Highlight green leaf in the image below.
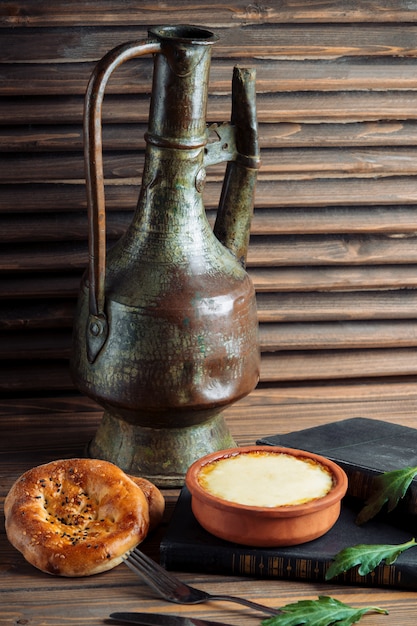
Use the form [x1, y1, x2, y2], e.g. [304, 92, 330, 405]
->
[261, 595, 388, 626]
[325, 538, 417, 580]
[356, 465, 417, 524]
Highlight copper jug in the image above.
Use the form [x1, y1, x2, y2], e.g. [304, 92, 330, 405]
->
[71, 25, 260, 486]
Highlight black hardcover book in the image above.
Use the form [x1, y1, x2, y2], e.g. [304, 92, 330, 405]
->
[258, 417, 417, 515]
[160, 487, 417, 589]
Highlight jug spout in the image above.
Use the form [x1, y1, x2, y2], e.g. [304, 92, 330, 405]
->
[214, 66, 261, 267]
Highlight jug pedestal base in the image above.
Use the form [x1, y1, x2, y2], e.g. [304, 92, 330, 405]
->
[88, 410, 236, 487]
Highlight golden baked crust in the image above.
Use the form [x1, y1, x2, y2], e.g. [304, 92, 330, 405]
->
[4, 458, 150, 577]
[129, 475, 165, 530]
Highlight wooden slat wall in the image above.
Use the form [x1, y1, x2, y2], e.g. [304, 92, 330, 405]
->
[2, 1, 417, 402]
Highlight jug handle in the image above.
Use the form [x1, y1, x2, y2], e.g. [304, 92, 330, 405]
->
[213, 66, 261, 268]
[84, 39, 161, 363]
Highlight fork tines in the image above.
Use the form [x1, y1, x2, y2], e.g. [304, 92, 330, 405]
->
[123, 547, 180, 597]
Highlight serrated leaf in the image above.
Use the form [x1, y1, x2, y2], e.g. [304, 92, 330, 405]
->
[325, 538, 417, 579]
[356, 465, 417, 524]
[261, 595, 388, 626]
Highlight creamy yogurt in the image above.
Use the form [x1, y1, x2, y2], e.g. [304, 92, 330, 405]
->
[198, 451, 334, 507]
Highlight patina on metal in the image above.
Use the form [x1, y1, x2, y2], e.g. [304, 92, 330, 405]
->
[71, 25, 261, 486]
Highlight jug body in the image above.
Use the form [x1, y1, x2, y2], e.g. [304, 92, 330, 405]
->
[71, 26, 261, 485]
[73, 147, 259, 425]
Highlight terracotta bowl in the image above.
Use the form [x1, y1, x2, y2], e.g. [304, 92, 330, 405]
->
[185, 445, 348, 547]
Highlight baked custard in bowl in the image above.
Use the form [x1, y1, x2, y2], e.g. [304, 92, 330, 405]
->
[185, 445, 348, 547]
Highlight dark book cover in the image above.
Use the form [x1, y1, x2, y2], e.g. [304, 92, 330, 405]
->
[160, 487, 417, 589]
[257, 417, 417, 515]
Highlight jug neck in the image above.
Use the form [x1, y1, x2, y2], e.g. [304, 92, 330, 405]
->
[146, 26, 218, 150]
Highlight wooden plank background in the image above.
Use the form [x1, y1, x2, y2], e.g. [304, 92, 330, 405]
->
[2, 1, 417, 406]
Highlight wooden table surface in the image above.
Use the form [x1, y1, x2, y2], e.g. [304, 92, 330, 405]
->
[2, 390, 417, 625]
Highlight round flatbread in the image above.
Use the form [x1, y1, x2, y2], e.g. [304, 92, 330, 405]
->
[129, 475, 165, 530]
[4, 458, 153, 577]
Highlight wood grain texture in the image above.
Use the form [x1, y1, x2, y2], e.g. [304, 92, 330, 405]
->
[2, 2, 417, 398]
[2, 1, 417, 26]
[2, 395, 417, 624]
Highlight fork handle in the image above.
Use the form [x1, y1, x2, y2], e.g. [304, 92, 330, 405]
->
[204, 594, 281, 616]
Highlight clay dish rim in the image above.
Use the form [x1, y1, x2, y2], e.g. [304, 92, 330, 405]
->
[185, 444, 348, 518]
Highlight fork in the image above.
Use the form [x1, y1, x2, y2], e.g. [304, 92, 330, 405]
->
[123, 547, 281, 616]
